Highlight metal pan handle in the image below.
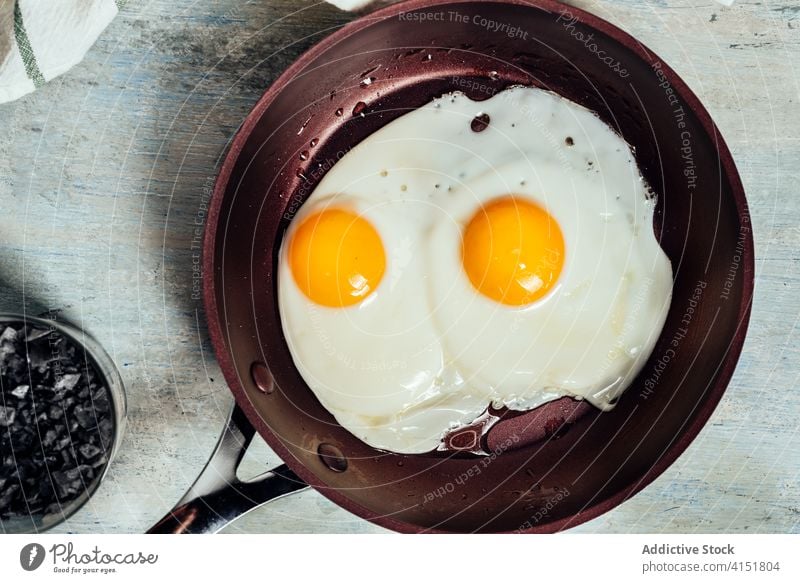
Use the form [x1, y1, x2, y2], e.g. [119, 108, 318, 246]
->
[147, 403, 308, 534]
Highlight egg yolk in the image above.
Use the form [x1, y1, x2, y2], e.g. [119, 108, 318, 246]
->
[462, 197, 565, 306]
[289, 208, 385, 307]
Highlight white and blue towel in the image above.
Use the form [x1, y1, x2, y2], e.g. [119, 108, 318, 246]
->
[0, 0, 122, 104]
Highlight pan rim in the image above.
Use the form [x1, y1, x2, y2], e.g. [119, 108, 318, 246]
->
[202, 0, 754, 534]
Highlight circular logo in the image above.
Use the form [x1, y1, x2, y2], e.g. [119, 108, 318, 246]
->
[19, 543, 46, 571]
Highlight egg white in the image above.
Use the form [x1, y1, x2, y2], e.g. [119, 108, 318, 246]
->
[277, 86, 672, 454]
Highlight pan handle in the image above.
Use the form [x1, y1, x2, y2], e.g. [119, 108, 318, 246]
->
[147, 403, 309, 534]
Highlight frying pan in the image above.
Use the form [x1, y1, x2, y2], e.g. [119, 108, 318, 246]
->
[149, 0, 753, 534]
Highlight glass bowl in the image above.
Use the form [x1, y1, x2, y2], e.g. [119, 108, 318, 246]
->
[0, 313, 126, 533]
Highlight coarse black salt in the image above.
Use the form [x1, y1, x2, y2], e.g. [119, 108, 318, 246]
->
[0, 321, 118, 525]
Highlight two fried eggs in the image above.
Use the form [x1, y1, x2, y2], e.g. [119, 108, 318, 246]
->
[278, 86, 673, 454]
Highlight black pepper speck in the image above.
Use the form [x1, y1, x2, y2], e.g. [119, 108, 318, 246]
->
[471, 113, 491, 133]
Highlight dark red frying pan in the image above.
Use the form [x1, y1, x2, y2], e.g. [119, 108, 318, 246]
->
[149, 0, 753, 534]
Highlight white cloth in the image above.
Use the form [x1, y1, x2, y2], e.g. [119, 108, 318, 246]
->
[0, 0, 120, 104]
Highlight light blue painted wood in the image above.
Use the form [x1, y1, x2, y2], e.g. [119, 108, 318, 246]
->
[0, 0, 797, 534]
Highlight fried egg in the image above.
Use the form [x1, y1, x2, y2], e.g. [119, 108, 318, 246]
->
[277, 86, 673, 454]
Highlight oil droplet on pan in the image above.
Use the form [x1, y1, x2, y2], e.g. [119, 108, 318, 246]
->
[352, 101, 367, 116]
[318, 443, 348, 472]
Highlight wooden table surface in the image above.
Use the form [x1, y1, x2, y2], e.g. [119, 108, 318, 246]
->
[0, 0, 797, 534]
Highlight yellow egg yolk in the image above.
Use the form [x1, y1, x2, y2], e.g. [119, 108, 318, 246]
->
[289, 208, 385, 307]
[462, 196, 565, 306]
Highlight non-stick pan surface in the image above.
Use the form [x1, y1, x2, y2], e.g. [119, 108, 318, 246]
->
[201, 0, 753, 533]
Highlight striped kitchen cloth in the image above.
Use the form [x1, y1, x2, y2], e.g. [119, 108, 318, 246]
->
[0, 0, 122, 104]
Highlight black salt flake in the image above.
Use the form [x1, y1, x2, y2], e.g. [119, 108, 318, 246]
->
[78, 444, 102, 461]
[55, 373, 81, 393]
[24, 326, 52, 341]
[0, 326, 17, 344]
[91, 388, 110, 412]
[10, 384, 30, 399]
[0, 407, 15, 427]
[42, 430, 58, 448]
[73, 405, 96, 430]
